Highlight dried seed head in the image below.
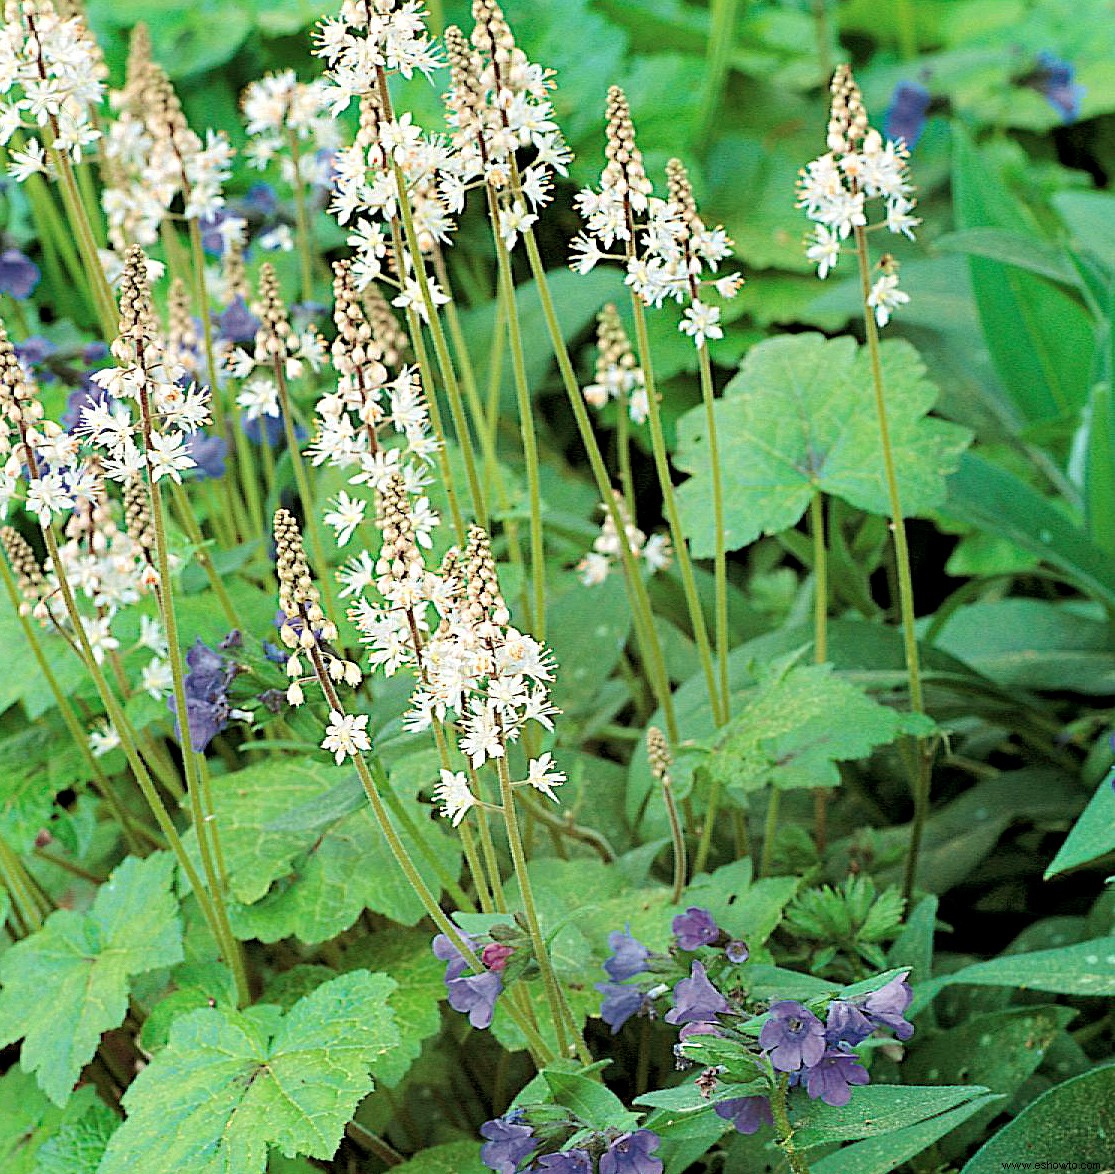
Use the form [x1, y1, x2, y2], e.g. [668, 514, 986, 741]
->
[254, 263, 294, 365]
[827, 63, 869, 155]
[647, 725, 672, 782]
[1, 525, 45, 614]
[603, 86, 652, 210]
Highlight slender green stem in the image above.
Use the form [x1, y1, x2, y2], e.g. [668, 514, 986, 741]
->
[810, 492, 830, 850]
[520, 227, 678, 739]
[810, 492, 828, 663]
[0, 832, 45, 930]
[495, 753, 590, 1064]
[285, 129, 317, 307]
[0, 557, 143, 855]
[39, 525, 226, 954]
[698, 0, 742, 146]
[487, 190, 545, 637]
[771, 1074, 811, 1174]
[660, 772, 687, 902]
[759, 789, 780, 878]
[616, 407, 635, 515]
[630, 295, 726, 727]
[310, 654, 553, 1066]
[852, 226, 931, 904]
[517, 791, 617, 863]
[693, 775, 719, 876]
[697, 341, 730, 718]
[170, 482, 241, 630]
[136, 375, 248, 1005]
[893, 0, 918, 59]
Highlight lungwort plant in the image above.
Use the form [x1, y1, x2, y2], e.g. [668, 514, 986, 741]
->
[0, 0, 1110, 1171]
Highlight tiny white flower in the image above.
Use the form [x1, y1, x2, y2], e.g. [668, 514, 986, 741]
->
[679, 301, 723, 348]
[525, 752, 566, 803]
[324, 490, 366, 546]
[321, 709, 371, 763]
[433, 769, 477, 827]
[867, 272, 909, 328]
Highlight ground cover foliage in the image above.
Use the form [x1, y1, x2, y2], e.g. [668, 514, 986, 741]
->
[0, 0, 1111, 1171]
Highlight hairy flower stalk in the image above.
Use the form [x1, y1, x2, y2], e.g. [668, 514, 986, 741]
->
[575, 87, 736, 730]
[800, 65, 929, 901]
[273, 505, 555, 1064]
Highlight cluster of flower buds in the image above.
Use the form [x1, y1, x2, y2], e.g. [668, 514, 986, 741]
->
[273, 507, 362, 717]
[79, 247, 211, 486]
[438, 5, 571, 247]
[576, 491, 671, 587]
[241, 69, 338, 179]
[309, 259, 438, 503]
[583, 303, 648, 423]
[572, 89, 742, 347]
[797, 64, 918, 326]
[0, 0, 106, 176]
[225, 262, 325, 382]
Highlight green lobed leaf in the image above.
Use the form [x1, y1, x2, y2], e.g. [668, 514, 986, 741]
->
[34, 1094, 117, 1174]
[189, 758, 462, 943]
[1044, 768, 1115, 878]
[98, 971, 400, 1174]
[792, 1084, 992, 1150]
[0, 852, 183, 1105]
[675, 332, 971, 558]
[922, 937, 1115, 1000]
[701, 657, 912, 794]
[543, 1070, 638, 1132]
[960, 1064, 1115, 1173]
[0, 1069, 98, 1173]
[384, 1141, 488, 1174]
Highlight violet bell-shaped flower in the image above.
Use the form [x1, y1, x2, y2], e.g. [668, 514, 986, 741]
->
[599, 1130, 663, 1174]
[714, 1096, 774, 1135]
[803, 1047, 871, 1107]
[537, 1151, 593, 1173]
[596, 982, 653, 1034]
[604, 926, 651, 981]
[432, 933, 505, 1029]
[883, 80, 931, 149]
[479, 1111, 540, 1174]
[759, 1000, 827, 1072]
[672, 906, 719, 951]
[664, 960, 730, 1026]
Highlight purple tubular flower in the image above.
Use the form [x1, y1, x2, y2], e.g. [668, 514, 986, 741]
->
[0, 248, 40, 299]
[185, 433, 227, 480]
[432, 933, 504, 1029]
[63, 377, 110, 430]
[14, 336, 54, 368]
[714, 1096, 774, 1135]
[664, 960, 731, 1026]
[215, 296, 261, 344]
[825, 999, 875, 1047]
[169, 639, 235, 752]
[1033, 51, 1085, 122]
[480, 1112, 539, 1174]
[725, 939, 750, 964]
[803, 1048, 871, 1107]
[883, 80, 931, 149]
[537, 1150, 593, 1173]
[240, 181, 278, 219]
[599, 1130, 663, 1174]
[672, 906, 720, 951]
[242, 412, 305, 447]
[861, 972, 915, 1041]
[605, 927, 651, 981]
[596, 981, 649, 1034]
[199, 209, 233, 256]
[759, 1001, 827, 1072]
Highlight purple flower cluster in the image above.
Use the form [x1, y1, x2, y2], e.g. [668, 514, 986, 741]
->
[0, 248, 40, 300]
[883, 80, 931, 149]
[480, 1112, 662, 1174]
[432, 932, 512, 1029]
[1031, 51, 1084, 122]
[168, 638, 237, 752]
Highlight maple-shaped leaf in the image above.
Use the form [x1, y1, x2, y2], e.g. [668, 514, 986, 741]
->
[700, 656, 927, 794]
[0, 852, 183, 1105]
[185, 758, 462, 944]
[98, 970, 400, 1174]
[675, 333, 972, 557]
